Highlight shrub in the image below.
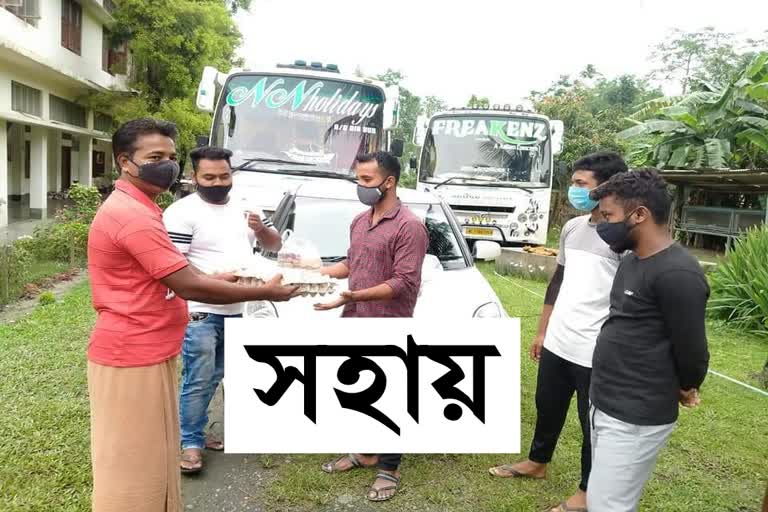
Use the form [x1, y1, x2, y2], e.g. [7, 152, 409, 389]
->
[0, 242, 33, 305]
[62, 184, 102, 223]
[155, 191, 175, 211]
[38, 291, 56, 306]
[708, 226, 768, 334]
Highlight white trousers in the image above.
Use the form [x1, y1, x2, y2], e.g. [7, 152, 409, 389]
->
[587, 406, 676, 512]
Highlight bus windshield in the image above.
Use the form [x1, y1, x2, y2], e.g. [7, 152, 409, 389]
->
[419, 115, 552, 188]
[211, 74, 386, 173]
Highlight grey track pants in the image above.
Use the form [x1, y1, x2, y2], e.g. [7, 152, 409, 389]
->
[586, 406, 676, 512]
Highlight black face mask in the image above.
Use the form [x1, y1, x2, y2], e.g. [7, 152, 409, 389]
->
[128, 158, 180, 191]
[197, 184, 232, 203]
[596, 211, 639, 253]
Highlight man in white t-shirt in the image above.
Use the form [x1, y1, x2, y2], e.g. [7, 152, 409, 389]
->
[489, 152, 628, 512]
[163, 146, 282, 474]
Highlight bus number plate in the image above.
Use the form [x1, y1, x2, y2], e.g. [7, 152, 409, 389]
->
[465, 227, 494, 236]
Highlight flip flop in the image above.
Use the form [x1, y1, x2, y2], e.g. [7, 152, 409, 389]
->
[550, 501, 588, 512]
[489, 464, 545, 479]
[205, 439, 224, 451]
[321, 453, 365, 474]
[366, 472, 400, 502]
[180, 450, 203, 474]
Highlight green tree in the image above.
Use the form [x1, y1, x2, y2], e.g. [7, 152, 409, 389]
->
[422, 95, 448, 117]
[621, 53, 768, 169]
[83, 0, 243, 167]
[650, 27, 767, 94]
[372, 70, 422, 185]
[466, 95, 490, 108]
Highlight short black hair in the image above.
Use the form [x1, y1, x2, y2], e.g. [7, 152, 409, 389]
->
[590, 168, 671, 225]
[572, 151, 628, 185]
[356, 151, 401, 182]
[112, 118, 177, 161]
[190, 146, 233, 172]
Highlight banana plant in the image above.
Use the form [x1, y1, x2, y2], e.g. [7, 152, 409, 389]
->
[620, 52, 768, 169]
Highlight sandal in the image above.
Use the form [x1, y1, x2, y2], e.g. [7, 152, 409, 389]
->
[205, 438, 224, 451]
[321, 453, 366, 474]
[180, 449, 203, 474]
[489, 464, 545, 479]
[366, 472, 400, 502]
[551, 501, 587, 512]
[205, 422, 224, 451]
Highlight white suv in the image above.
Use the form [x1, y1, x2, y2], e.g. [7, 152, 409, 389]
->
[247, 180, 506, 319]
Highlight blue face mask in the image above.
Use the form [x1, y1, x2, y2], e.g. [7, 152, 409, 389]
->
[568, 186, 598, 211]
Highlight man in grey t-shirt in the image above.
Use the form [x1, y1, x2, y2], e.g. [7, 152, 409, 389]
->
[489, 152, 627, 512]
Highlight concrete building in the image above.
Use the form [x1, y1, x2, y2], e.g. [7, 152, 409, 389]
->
[0, 0, 127, 229]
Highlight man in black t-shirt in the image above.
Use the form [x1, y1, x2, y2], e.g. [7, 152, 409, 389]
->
[586, 169, 710, 512]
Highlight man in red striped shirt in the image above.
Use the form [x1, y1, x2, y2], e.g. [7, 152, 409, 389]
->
[315, 151, 429, 502]
[87, 118, 297, 512]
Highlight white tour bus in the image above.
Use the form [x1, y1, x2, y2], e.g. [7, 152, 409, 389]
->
[195, 60, 401, 213]
[413, 106, 563, 246]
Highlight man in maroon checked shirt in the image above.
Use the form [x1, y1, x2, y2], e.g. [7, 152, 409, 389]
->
[314, 151, 429, 502]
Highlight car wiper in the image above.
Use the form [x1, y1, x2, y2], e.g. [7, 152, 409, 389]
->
[288, 170, 357, 183]
[321, 256, 346, 262]
[235, 157, 316, 170]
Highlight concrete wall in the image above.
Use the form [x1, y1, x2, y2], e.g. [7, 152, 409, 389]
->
[0, 5, 124, 91]
[495, 248, 558, 281]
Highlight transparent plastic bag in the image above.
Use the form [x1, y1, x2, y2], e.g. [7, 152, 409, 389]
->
[277, 232, 322, 271]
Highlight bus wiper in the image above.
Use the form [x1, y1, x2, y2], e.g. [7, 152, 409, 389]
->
[434, 176, 464, 189]
[322, 256, 346, 262]
[235, 157, 316, 170]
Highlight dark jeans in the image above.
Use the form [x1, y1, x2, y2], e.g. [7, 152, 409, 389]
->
[529, 347, 592, 491]
[363, 454, 402, 471]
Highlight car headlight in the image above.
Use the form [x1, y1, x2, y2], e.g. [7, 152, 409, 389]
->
[243, 301, 278, 318]
[473, 302, 503, 318]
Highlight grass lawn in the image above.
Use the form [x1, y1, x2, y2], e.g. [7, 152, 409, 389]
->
[1, 270, 766, 511]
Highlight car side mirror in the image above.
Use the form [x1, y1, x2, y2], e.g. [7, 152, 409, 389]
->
[409, 157, 417, 170]
[196, 135, 210, 147]
[391, 139, 405, 158]
[473, 240, 502, 262]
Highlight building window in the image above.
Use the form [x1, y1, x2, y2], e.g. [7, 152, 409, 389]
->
[93, 151, 106, 177]
[102, 27, 127, 75]
[50, 95, 87, 128]
[11, 81, 42, 116]
[4, 0, 40, 27]
[94, 113, 114, 133]
[61, 0, 82, 55]
[104, 0, 115, 15]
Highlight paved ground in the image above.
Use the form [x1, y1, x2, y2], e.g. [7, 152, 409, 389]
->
[181, 389, 275, 512]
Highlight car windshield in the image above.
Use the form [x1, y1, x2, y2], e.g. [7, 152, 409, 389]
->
[274, 197, 468, 270]
[212, 74, 386, 173]
[419, 115, 552, 188]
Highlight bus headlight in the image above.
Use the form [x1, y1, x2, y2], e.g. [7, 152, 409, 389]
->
[518, 214, 528, 223]
[473, 302, 503, 318]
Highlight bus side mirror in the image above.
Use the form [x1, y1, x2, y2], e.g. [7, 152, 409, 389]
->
[391, 139, 404, 158]
[196, 66, 218, 112]
[196, 135, 210, 148]
[409, 157, 417, 170]
[550, 120, 564, 155]
[414, 115, 428, 146]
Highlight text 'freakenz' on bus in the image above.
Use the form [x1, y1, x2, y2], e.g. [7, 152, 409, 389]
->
[413, 106, 564, 246]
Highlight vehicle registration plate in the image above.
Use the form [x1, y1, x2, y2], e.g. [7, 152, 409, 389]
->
[464, 227, 494, 236]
